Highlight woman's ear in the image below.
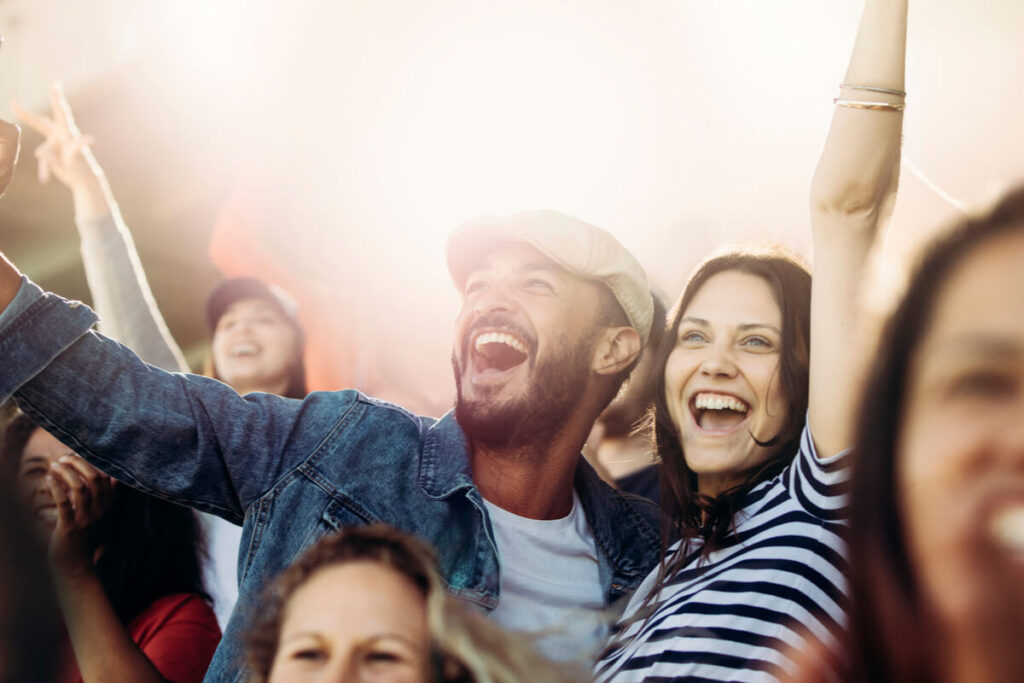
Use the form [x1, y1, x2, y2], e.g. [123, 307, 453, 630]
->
[592, 326, 642, 376]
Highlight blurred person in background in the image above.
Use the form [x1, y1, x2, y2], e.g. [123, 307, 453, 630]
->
[596, 0, 907, 679]
[0, 466, 60, 683]
[2, 412, 220, 683]
[829, 187, 1024, 682]
[14, 85, 309, 626]
[0, 100, 59, 683]
[586, 292, 667, 503]
[245, 524, 586, 683]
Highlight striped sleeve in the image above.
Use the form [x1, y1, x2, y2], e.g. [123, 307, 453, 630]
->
[788, 424, 849, 522]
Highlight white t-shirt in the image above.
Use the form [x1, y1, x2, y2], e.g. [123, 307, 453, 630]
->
[482, 491, 607, 663]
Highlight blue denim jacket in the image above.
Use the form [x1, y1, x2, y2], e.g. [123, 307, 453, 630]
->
[0, 279, 661, 681]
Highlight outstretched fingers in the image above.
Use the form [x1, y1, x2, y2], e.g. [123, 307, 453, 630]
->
[50, 82, 81, 137]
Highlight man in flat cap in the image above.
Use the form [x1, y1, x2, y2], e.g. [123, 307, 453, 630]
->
[0, 204, 659, 678]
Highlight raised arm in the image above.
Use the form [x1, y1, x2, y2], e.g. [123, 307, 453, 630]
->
[13, 84, 189, 372]
[808, 0, 907, 459]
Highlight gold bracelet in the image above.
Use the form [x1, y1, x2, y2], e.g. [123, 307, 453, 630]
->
[833, 98, 905, 112]
[839, 83, 907, 98]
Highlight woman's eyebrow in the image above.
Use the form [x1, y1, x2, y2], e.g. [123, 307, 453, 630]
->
[737, 323, 782, 335]
[679, 316, 709, 327]
[927, 333, 1023, 360]
[19, 456, 49, 469]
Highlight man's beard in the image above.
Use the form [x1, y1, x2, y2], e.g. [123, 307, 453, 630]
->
[453, 337, 593, 450]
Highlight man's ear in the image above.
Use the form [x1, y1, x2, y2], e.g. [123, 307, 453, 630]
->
[591, 326, 642, 376]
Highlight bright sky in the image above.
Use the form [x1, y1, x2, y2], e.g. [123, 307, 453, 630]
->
[4, 0, 1023, 410]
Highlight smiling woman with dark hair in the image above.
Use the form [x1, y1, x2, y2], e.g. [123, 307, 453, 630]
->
[596, 0, 909, 679]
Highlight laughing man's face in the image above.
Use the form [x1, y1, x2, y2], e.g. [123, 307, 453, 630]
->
[452, 242, 606, 447]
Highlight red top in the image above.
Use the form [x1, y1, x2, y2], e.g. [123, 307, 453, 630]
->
[59, 593, 221, 683]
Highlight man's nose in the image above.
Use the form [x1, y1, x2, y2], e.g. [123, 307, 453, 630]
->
[473, 280, 518, 316]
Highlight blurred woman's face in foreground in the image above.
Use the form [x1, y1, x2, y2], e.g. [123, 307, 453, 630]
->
[268, 560, 430, 683]
[897, 228, 1024, 624]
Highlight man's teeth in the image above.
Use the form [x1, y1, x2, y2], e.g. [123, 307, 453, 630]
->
[694, 392, 749, 412]
[474, 332, 528, 355]
[990, 505, 1024, 552]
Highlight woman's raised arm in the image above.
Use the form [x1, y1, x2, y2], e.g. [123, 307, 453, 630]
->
[808, 0, 908, 459]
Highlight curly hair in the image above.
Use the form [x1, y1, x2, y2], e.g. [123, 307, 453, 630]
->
[245, 524, 586, 683]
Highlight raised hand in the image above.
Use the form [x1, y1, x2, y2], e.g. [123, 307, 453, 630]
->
[13, 82, 100, 189]
[45, 454, 113, 580]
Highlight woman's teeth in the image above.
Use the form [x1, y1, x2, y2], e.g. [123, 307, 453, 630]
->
[990, 505, 1024, 553]
[36, 506, 58, 524]
[693, 392, 749, 413]
[230, 343, 260, 358]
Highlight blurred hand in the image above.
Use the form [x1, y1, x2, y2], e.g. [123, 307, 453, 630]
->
[45, 455, 113, 580]
[13, 82, 101, 190]
[0, 117, 21, 196]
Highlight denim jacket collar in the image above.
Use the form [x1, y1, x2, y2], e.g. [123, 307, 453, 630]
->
[419, 410, 476, 499]
[418, 410, 660, 603]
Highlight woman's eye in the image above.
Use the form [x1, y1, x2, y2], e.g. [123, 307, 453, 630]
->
[742, 336, 773, 349]
[465, 280, 486, 295]
[679, 330, 707, 344]
[291, 648, 327, 662]
[524, 278, 554, 292]
[365, 650, 403, 664]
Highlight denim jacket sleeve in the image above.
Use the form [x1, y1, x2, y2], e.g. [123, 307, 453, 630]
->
[1, 278, 350, 525]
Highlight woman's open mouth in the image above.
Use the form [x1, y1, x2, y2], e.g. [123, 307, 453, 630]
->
[689, 391, 751, 432]
[989, 503, 1024, 559]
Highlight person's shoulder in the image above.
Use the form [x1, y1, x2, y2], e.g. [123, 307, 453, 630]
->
[134, 592, 218, 626]
[614, 489, 659, 525]
[301, 389, 432, 425]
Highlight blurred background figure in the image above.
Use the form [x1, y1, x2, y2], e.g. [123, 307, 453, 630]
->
[586, 292, 666, 503]
[0, 467, 59, 683]
[833, 187, 1024, 682]
[245, 524, 586, 683]
[13, 84, 313, 625]
[2, 412, 220, 683]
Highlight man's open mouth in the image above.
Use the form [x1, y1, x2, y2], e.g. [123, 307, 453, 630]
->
[472, 331, 530, 375]
[689, 391, 750, 431]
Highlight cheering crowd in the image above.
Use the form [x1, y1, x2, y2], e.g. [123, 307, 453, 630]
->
[2, 0, 1023, 681]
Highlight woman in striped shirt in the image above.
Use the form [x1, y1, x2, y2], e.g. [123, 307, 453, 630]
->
[596, 0, 908, 680]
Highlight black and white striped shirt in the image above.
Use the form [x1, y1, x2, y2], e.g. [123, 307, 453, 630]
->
[595, 427, 849, 682]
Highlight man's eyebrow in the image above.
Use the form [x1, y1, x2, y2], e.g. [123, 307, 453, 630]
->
[521, 261, 560, 273]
